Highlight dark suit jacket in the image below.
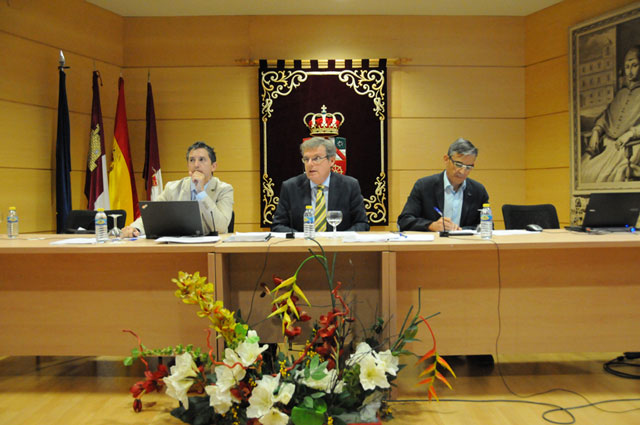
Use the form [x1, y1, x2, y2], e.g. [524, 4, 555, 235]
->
[271, 172, 370, 232]
[397, 172, 489, 231]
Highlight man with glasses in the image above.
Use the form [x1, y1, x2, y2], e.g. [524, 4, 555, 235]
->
[271, 137, 369, 233]
[398, 138, 489, 232]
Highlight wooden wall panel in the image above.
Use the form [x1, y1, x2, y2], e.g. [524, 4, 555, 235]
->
[121, 68, 257, 120]
[124, 16, 524, 68]
[525, 168, 571, 224]
[390, 118, 525, 170]
[0, 0, 123, 66]
[525, 0, 637, 66]
[390, 67, 524, 118]
[127, 119, 258, 174]
[525, 112, 570, 169]
[525, 56, 568, 118]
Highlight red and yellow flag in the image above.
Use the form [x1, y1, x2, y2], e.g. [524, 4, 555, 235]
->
[109, 77, 139, 225]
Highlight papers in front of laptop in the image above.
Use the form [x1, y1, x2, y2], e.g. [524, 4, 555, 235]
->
[342, 232, 435, 242]
[154, 236, 220, 243]
[224, 232, 271, 242]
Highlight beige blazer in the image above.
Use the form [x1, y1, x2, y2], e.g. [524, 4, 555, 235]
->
[131, 176, 234, 234]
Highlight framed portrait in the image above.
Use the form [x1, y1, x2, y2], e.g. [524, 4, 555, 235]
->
[570, 2, 640, 194]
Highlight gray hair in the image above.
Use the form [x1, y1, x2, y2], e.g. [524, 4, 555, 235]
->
[300, 137, 337, 158]
[186, 141, 216, 163]
[447, 138, 478, 157]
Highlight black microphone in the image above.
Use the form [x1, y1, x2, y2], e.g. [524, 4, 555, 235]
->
[285, 207, 295, 238]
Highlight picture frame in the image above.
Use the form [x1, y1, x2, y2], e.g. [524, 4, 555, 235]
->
[569, 2, 640, 194]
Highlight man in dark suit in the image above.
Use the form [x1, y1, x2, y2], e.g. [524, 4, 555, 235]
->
[398, 138, 489, 231]
[271, 137, 369, 233]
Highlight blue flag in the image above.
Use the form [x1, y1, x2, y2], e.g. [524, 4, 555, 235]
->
[56, 68, 72, 233]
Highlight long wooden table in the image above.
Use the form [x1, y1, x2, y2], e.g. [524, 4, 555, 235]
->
[1, 231, 639, 356]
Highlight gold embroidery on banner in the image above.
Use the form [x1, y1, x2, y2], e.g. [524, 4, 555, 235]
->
[261, 70, 308, 122]
[88, 123, 101, 172]
[262, 173, 278, 225]
[338, 69, 386, 120]
[364, 172, 387, 224]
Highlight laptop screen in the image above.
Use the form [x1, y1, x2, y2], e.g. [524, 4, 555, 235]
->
[582, 192, 640, 229]
[139, 201, 205, 238]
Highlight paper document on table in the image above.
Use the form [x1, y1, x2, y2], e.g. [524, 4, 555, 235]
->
[224, 232, 272, 242]
[492, 230, 532, 236]
[388, 233, 435, 242]
[154, 236, 220, 243]
[50, 238, 98, 245]
[342, 232, 433, 243]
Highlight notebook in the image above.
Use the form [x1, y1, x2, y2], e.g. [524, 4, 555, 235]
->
[570, 192, 640, 232]
[139, 201, 206, 239]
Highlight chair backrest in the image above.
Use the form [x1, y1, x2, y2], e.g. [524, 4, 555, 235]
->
[502, 204, 559, 230]
[64, 209, 127, 233]
[228, 211, 235, 233]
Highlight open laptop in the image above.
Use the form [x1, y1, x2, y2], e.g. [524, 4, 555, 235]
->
[568, 192, 640, 232]
[139, 201, 206, 239]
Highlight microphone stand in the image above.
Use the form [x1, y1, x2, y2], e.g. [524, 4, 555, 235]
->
[435, 206, 449, 237]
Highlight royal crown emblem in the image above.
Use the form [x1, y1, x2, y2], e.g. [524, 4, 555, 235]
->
[303, 105, 344, 136]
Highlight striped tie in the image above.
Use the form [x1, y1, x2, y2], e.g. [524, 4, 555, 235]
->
[315, 184, 327, 232]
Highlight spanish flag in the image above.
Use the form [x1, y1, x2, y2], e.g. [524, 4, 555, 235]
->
[108, 77, 139, 225]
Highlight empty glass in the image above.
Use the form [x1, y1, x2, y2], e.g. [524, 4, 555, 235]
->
[108, 214, 122, 239]
[326, 210, 343, 236]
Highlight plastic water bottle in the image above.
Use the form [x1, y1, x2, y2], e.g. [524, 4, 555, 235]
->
[95, 208, 108, 243]
[480, 203, 493, 240]
[7, 207, 19, 239]
[303, 205, 315, 238]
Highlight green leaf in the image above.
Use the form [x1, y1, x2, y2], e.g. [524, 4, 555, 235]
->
[314, 398, 327, 414]
[123, 356, 133, 366]
[310, 392, 325, 399]
[290, 406, 325, 425]
[131, 348, 140, 357]
[311, 369, 327, 380]
[303, 396, 314, 409]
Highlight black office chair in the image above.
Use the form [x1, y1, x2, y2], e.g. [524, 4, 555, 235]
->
[64, 209, 127, 233]
[228, 211, 235, 233]
[502, 204, 560, 230]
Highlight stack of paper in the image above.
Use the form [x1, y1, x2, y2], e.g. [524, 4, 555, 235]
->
[224, 232, 272, 242]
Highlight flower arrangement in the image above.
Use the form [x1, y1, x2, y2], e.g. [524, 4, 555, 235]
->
[124, 246, 455, 425]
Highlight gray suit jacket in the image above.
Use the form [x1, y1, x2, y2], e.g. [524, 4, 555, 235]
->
[271, 172, 370, 232]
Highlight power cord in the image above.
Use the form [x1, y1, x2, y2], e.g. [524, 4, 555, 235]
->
[604, 352, 640, 379]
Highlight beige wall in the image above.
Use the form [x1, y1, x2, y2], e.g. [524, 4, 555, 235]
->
[524, 0, 637, 227]
[0, 0, 633, 233]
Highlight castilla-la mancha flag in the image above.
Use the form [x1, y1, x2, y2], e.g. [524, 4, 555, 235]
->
[84, 71, 110, 210]
[108, 77, 139, 224]
[143, 80, 162, 200]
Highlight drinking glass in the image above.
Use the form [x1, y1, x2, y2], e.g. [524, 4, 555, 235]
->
[108, 214, 122, 239]
[326, 210, 343, 236]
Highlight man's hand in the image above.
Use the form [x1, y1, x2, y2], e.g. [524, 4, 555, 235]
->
[615, 130, 635, 150]
[121, 226, 140, 238]
[428, 217, 461, 232]
[190, 170, 206, 193]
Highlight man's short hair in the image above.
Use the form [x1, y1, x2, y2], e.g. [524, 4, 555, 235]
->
[448, 138, 478, 157]
[186, 141, 216, 163]
[300, 137, 337, 158]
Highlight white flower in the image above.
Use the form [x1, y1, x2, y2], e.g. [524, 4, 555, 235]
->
[246, 382, 274, 418]
[275, 382, 295, 404]
[375, 349, 399, 376]
[205, 384, 233, 414]
[346, 342, 373, 366]
[359, 353, 389, 391]
[215, 348, 246, 390]
[235, 330, 269, 367]
[297, 368, 343, 394]
[360, 391, 384, 422]
[164, 352, 199, 409]
[259, 407, 290, 425]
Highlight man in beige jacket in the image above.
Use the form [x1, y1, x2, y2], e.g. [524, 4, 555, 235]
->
[121, 141, 234, 237]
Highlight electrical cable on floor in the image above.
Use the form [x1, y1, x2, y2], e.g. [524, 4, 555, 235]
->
[603, 352, 640, 379]
[420, 236, 640, 424]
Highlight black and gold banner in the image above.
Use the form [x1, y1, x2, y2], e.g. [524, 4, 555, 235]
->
[259, 59, 388, 227]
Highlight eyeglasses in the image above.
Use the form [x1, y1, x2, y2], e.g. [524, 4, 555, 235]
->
[301, 155, 328, 165]
[449, 158, 474, 170]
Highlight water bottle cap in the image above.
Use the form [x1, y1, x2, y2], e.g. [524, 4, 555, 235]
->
[97, 208, 105, 211]
[483, 203, 490, 207]
[9, 206, 16, 210]
[306, 205, 312, 209]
